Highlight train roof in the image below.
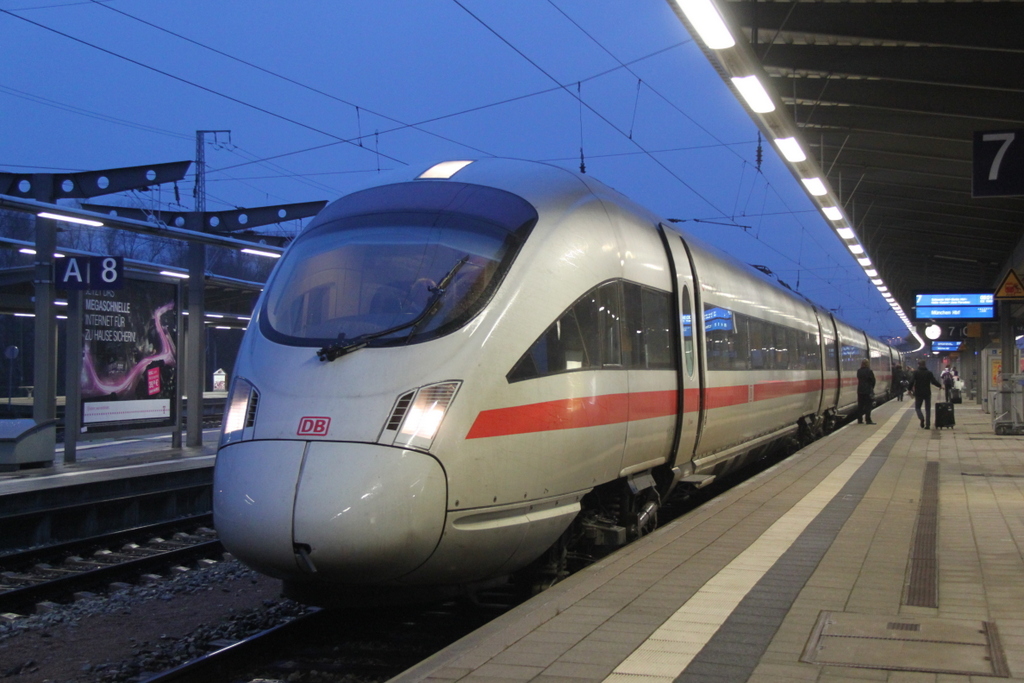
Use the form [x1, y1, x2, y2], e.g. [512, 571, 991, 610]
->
[311, 158, 895, 352]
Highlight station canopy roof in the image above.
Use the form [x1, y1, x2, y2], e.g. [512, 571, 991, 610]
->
[709, 0, 1024, 324]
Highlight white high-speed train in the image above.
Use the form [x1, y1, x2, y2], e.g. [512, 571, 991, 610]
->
[214, 158, 898, 604]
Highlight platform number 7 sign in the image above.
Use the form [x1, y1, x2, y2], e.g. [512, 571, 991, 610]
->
[973, 129, 1024, 197]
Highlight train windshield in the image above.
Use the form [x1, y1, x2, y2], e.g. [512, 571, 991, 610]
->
[260, 181, 537, 347]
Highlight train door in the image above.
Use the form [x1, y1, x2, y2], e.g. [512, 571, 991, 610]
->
[823, 314, 840, 413]
[657, 225, 704, 466]
[811, 310, 827, 416]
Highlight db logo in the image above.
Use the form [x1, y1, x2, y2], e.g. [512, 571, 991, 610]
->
[297, 416, 331, 437]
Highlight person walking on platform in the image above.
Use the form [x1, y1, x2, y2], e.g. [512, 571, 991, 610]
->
[909, 358, 942, 429]
[892, 364, 905, 402]
[941, 366, 954, 402]
[857, 358, 876, 424]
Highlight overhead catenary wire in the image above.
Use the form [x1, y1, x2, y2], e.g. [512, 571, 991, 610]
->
[85, 0, 500, 160]
[546, 0, 751, 167]
[0, 83, 192, 142]
[207, 39, 694, 175]
[1, 2, 900, 332]
[451, 0, 728, 217]
[0, 7, 409, 166]
[0, 82, 365, 198]
[544, 0, 896, 326]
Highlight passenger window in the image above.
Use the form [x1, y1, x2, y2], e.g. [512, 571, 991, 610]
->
[821, 333, 833, 371]
[681, 286, 694, 377]
[597, 282, 622, 367]
[507, 280, 676, 382]
[641, 287, 673, 369]
[705, 306, 748, 371]
[747, 317, 766, 370]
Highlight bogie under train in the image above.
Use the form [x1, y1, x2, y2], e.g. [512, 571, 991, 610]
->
[214, 158, 898, 604]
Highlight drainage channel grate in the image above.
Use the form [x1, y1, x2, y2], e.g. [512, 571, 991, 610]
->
[802, 611, 1009, 677]
[963, 472, 1024, 478]
[905, 461, 939, 607]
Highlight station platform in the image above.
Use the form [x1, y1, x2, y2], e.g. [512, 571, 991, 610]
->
[0, 429, 217, 496]
[394, 399, 1024, 683]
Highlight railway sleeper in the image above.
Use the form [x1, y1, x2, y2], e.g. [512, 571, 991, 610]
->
[2, 571, 46, 584]
[63, 556, 107, 569]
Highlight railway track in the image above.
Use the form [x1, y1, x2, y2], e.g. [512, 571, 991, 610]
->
[0, 515, 223, 615]
[134, 449, 801, 683]
[141, 593, 515, 683]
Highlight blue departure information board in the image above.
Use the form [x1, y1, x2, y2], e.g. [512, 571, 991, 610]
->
[931, 341, 963, 352]
[915, 292, 995, 320]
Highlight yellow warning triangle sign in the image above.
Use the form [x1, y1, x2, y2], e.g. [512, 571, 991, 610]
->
[995, 268, 1024, 299]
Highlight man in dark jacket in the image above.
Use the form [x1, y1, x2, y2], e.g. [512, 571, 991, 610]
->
[909, 358, 942, 429]
[857, 358, 876, 424]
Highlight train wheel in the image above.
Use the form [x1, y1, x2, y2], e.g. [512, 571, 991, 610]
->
[513, 530, 570, 596]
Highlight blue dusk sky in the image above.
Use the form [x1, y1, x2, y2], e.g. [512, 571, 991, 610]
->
[0, 0, 906, 340]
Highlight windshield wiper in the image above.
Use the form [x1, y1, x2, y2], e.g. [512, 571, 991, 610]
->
[316, 256, 470, 362]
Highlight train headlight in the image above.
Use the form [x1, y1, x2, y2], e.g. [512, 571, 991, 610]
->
[382, 381, 461, 451]
[220, 376, 259, 447]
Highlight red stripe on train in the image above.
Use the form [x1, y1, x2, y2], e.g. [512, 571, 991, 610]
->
[466, 379, 827, 440]
[754, 379, 823, 401]
[466, 393, 634, 439]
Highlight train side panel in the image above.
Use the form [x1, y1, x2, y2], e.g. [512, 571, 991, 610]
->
[674, 232, 824, 472]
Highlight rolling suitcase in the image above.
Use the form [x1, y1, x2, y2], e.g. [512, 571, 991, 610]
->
[935, 402, 955, 429]
[950, 387, 962, 404]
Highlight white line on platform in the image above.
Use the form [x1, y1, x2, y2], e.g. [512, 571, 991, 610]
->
[603, 412, 902, 683]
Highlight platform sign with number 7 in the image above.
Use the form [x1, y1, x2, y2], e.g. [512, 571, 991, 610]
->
[973, 129, 1024, 197]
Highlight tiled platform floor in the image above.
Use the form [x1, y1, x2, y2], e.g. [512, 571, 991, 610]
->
[392, 400, 1024, 683]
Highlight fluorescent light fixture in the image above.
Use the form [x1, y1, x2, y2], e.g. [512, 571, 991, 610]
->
[672, 0, 735, 49]
[37, 211, 104, 227]
[18, 248, 64, 258]
[419, 160, 473, 179]
[730, 75, 775, 113]
[801, 177, 828, 196]
[836, 227, 855, 239]
[206, 313, 224, 318]
[13, 313, 34, 318]
[54, 300, 68, 306]
[822, 206, 843, 221]
[857, 257, 872, 267]
[878, 286, 889, 293]
[848, 243, 865, 255]
[240, 248, 281, 259]
[774, 137, 806, 162]
[871, 278, 883, 285]
[214, 326, 232, 330]
[160, 270, 189, 279]
[865, 269, 878, 277]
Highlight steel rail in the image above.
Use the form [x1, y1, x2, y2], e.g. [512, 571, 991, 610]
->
[0, 538, 223, 614]
[0, 513, 214, 569]
[140, 609, 329, 683]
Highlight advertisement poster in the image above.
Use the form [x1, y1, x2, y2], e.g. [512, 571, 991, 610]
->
[80, 279, 178, 431]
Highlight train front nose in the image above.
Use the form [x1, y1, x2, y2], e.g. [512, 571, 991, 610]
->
[213, 440, 447, 583]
